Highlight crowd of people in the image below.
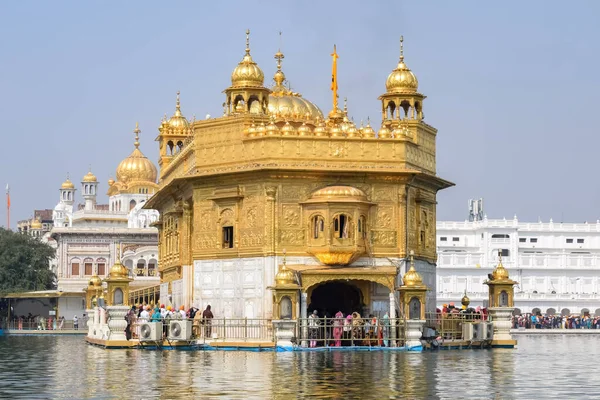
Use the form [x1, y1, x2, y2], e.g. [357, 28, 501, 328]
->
[307, 310, 395, 347]
[438, 302, 488, 320]
[512, 314, 600, 329]
[10, 314, 83, 330]
[124, 304, 214, 340]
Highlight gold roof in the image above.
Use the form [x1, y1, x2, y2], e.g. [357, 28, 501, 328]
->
[167, 91, 190, 130]
[82, 171, 97, 183]
[30, 218, 42, 230]
[275, 254, 298, 286]
[88, 275, 102, 287]
[231, 30, 264, 88]
[267, 47, 323, 122]
[61, 177, 75, 189]
[108, 260, 129, 279]
[115, 123, 158, 184]
[492, 256, 510, 281]
[385, 36, 418, 94]
[310, 185, 367, 201]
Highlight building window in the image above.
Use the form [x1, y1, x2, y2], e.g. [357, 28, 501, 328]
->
[84, 261, 93, 276]
[222, 226, 234, 248]
[358, 215, 367, 239]
[71, 263, 80, 276]
[577, 239, 584, 244]
[333, 214, 350, 239]
[519, 238, 526, 243]
[492, 234, 510, 239]
[566, 238, 573, 244]
[97, 263, 105, 276]
[440, 237, 447, 242]
[494, 249, 510, 257]
[452, 237, 459, 242]
[530, 238, 538, 243]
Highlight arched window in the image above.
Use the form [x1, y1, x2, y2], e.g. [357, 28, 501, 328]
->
[167, 141, 174, 156]
[70, 258, 81, 277]
[83, 257, 93, 276]
[129, 200, 136, 211]
[114, 288, 124, 305]
[312, 215, 324, 239]
[97, 258, 107, 276]
[358, 215, 367, 239]
[499, 290, 509, 307]
[409, 297, 421, 320]
[333, 214, 350, 239]
[280, 296, 292, 319]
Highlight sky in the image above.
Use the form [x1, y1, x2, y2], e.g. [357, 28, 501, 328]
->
[1, 1, 599, 226]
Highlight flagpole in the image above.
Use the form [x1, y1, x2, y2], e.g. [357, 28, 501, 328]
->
[5, 184, 10, 230]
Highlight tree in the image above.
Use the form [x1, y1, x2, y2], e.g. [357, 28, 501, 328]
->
[0, 228, 56, 296]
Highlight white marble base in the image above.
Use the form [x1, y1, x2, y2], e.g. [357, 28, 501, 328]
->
[489, 307, 514, 341]
[405, 319, 425, 351]
[273, 320, 297, 349]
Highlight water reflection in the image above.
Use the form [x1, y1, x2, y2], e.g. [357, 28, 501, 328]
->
[0, 336, 599, 399]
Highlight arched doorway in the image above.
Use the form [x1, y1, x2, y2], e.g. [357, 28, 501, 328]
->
[309, 281, 363, 317]
[512, 308, 522, 316]
[546, 308, 556, 316]
[561, 308, 571, 316]
[531, 307, 541, 315]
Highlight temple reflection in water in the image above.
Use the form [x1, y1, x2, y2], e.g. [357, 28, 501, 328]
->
[144, 31, 453, 320]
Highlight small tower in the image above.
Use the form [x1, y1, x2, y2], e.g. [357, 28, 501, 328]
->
[269, 250, 300, 319]
[156, 94, 191, 168]
[60, 175, 75, 207]
[86, 275, 103, 308]
[485, 250, 518, 346]
[30, 217, 43, 238]
[81, 169, 98, 211]
[224, 29, 271, 116]
[485, 251, 518, 308]
[397, 250, 428, 320]
[378, 36, 425, 124]
[104, 259, 133, 306]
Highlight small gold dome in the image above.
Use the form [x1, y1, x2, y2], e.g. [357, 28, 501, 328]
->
[492, 261, 510, 281]
[329, 124, 343, 137]
[107, 178, 115, 186]
[256, 123, 266, 136]
[30, 218, 42, 230]
[461, 291, 470, 307]
[297, 122, 312, 136]
[231, 30, 264, 88]
[311, 185, 367, 202]
[108, 261, 129, 279]
[82, 171, 97, 183]
[281, 121, 297, 136]
[362, 121, 376, 138]
[403, 265, 423, 286]
[385, 36, 419, 94]
[379, 126, 392, 139]
[266, 119, 280, 136]
[275, 264, 297, 286]
[346, 124, 359, 138]
[61, 178, 75, 189]
[314, 119, 329, 137]
[88, 275, 102, 287]
[247, 123, 257, 137]
[167, 91, 190, 130]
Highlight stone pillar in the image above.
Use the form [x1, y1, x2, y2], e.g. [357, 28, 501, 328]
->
[405, 319, 425, 351]
[273, 320, 297, 350]
[301, 292, 308, 348]
[85, 308, 95, 337]
[489, 307, 514, 342]
[389, 292, 397, 348]
[107, 306, 129, 341]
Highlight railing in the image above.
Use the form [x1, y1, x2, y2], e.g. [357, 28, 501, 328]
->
[437, 220, 600, 232]
[2, 317, 86, 331]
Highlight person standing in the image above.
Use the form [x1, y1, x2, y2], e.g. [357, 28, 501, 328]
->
[73, 315, 78, 330]
[308, 310, 320, 348]
[125, 305, 136, 340]
[202, 305, 214, 338]
[333, 311, 344, 347]
[382, 312, 390, 347]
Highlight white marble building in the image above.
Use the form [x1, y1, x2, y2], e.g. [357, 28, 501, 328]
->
[436, 216, 600, 316]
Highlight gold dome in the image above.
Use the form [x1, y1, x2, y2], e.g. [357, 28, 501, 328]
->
[231, 30, 264, 88]
[461, 291, 470, 307]
[88, 275, 102, 287]
[107, 178, 115, 186]
[378, 126, 392, 139]
[61, 178, 75, 189]
[385, 36, 419, 94]
[310, 185, 367, 202]
[281, 121, 296, 136]
[167, 91, 190, 130]
[82, 171, 97, 183]
[30, 218, 42, 230]
[403, 254, 424, 287]
[362, 120, 376, 138]
[267, 48, 323, 122]
[116, 124, 158, 184]
[297, 122, 312, 136]
[266, 118, 279, 136]
[492, 259, 510, 281]
[275, 260, 297, 286]
[108, 261, 129, 279]
[256, 123, 267, 136]
[314, 119, 328, 137]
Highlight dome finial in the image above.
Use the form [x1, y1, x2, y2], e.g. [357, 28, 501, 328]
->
[343, 97, 348, 115]
[273, 31, 286, 88]
[245, 29, 251, 55]
[399, 35, 404, 63]
[176, 91, 181, 111]
[133, 122, 141, 149]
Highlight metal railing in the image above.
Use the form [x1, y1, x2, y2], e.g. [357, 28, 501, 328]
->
[2, 317, 86, 331]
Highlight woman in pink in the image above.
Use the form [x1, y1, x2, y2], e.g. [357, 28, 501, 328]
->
[333, 311, 344, 347]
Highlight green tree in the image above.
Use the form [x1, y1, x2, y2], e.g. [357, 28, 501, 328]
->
[0, 228, 56, 296]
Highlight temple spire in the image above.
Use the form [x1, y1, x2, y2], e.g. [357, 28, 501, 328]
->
[133, 122, 141, 149]
[399, 35, 404, 63]
[245, 29, 251, 55]
[330, 44, 339, 111]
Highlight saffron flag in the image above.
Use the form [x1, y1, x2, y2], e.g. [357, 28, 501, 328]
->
[330, 45, 338, 92]
[5, 184, 9, 208]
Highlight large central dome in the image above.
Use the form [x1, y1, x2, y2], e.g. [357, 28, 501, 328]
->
[116, 147, 157, 184]
[265, 49, 323, 121]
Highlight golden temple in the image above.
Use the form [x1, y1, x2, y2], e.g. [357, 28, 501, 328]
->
[144, 30, 453, 318]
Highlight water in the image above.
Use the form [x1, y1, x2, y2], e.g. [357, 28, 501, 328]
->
[0, 335, 597, 399]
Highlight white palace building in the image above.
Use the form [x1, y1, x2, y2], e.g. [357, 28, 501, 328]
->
[437, 205, 600, 316]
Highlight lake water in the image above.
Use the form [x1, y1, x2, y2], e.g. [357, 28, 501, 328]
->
[0, 335, 597, 399]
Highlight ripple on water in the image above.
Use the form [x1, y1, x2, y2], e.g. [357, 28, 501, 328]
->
[0, 335, 599, 399]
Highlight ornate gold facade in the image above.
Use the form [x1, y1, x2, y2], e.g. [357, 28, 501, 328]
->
[145, 31, 453, 296]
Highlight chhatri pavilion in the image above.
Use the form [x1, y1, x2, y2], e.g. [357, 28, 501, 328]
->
[145, 31, 453, 319]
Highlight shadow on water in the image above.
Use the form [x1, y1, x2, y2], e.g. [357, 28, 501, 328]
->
[0, 335, 598, 399]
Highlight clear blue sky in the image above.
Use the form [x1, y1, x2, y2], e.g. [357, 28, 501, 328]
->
[1, 1, 599, 226]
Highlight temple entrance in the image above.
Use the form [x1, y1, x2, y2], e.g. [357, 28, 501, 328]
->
[308, 281, 363, 317]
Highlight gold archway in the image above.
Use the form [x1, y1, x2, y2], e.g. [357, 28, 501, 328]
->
[288, 265, 397, 292]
